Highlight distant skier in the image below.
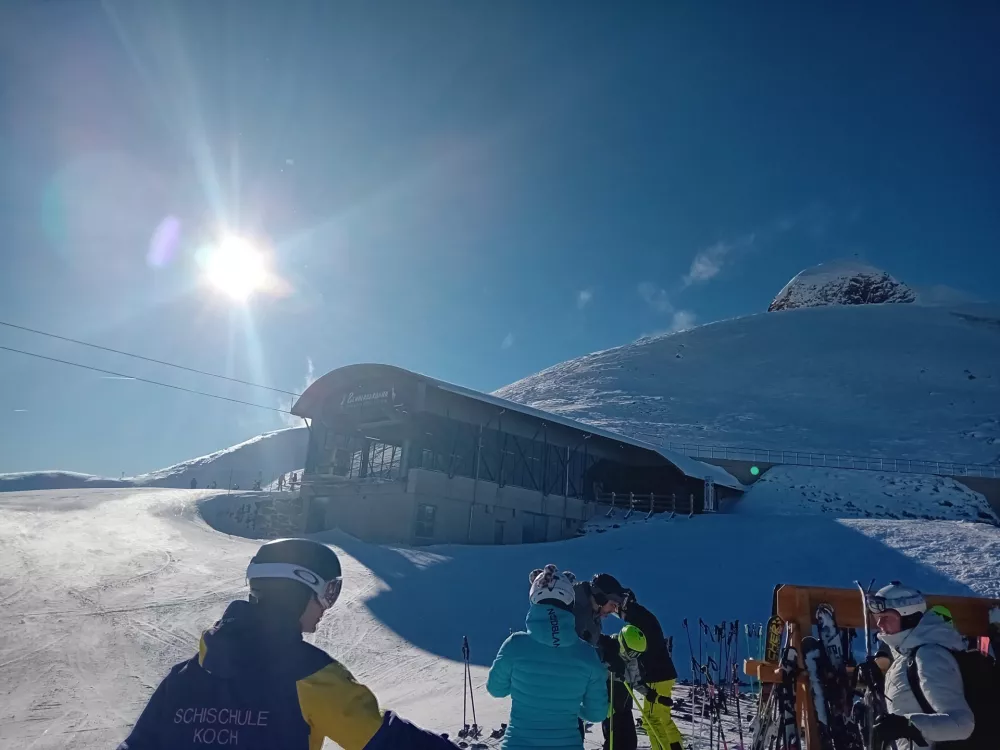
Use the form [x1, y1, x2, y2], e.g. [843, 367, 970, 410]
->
[590, 575, 683, 750]
[486, 564, 609, 750]
[189, 477, 198, 489]
[868, 581, 974, 750]
[117, 538, 456, 750]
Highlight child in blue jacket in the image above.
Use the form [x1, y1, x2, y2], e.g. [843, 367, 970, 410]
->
[487, 564, 610, 750]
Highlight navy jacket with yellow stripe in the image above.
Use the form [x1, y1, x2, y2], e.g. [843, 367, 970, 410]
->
[118, 600, 455, 750]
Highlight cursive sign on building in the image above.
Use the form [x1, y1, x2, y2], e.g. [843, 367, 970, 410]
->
[339, 387, 396, 409]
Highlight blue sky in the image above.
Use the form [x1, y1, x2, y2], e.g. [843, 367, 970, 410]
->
[1, 2, 998, 475]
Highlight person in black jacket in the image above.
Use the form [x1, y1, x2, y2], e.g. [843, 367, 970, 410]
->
[117, 538, 456, 750]
[592, 574, 683, 750]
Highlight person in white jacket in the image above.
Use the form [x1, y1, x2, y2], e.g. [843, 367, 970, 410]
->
[869, 582, 974, 750]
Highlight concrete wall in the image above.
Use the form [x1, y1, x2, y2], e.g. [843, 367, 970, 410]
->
[199, 492, 306, 538]
[302, 468, 589, 545]
[312, 481, 415, 544]
[408, 468, 586, 544]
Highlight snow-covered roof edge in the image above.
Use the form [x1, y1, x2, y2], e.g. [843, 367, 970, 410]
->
[650, 447, 746, 492]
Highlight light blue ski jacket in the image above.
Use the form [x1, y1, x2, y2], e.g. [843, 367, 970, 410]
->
[487, 603, 609, 750]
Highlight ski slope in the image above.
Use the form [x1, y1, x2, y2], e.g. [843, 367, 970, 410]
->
[496, 303, 1000, 464]
[2, 486, 999, 749]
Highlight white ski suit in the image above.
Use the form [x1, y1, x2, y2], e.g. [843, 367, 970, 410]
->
[880, 612, 974, 750]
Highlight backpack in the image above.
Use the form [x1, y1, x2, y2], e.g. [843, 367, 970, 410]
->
[906, 645, 1000, 750]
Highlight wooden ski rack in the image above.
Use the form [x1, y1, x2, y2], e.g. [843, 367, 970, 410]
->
[743, 584, 1000, 747]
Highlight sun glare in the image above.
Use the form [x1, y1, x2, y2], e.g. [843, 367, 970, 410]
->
[204, 236, 267, 301]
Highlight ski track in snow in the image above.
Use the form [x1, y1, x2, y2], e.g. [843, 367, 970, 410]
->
[2, 488, 1000, 749]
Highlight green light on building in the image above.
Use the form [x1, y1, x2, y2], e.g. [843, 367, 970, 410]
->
[750, 465, 761, 477]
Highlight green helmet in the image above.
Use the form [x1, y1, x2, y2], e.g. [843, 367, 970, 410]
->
[930, 604, 954, 625]
[618, 624, 647, 658]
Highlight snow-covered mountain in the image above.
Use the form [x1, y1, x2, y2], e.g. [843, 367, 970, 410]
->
[496, 302, 1000, 464]
[768, 260, 917, 312]
[132, 427, 307, 489]
[0, 427, 307, 493]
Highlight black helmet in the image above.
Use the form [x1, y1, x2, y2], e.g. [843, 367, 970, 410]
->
[247, 539, 343, 614]
[592, 573, 626, 602]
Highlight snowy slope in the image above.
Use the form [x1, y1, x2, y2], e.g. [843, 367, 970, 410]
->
[496, 303, 1000, 463]
[131, 427, 307, 489]
[768, 260, 916, 311]
[2, 487, 1000, 750]
[0, 427, 308, 493]
[735, 465, 998, 523]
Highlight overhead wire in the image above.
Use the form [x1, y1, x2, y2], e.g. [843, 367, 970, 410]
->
[0, 319, 301, 397]
[0, 344, 296, 416]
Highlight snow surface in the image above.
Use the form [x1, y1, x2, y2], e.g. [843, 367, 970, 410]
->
[496, 303, 1000, 464]
[768, 260, 916, 312]
[735, 465, 998, 523]
[3, 486, 1000, 749]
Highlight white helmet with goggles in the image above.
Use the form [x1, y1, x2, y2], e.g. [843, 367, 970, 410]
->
[868, 581, 927, 618]
[247, 538, 343, 610]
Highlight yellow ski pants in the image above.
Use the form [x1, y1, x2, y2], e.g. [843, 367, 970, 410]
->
[640, 679, 684, 750]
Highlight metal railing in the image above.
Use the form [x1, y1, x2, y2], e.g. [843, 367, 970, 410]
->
[637, 436, 1000, 479]
[595, 491, 698, 519]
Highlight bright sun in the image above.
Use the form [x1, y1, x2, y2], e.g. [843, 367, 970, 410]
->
[204, 236, 267, 301]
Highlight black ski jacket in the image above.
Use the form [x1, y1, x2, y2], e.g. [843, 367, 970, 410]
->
[623, 601, 678, 683]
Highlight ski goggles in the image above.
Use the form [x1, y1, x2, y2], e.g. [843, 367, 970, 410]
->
[245, 562, 343, 609]
[866, 593, 924, 614]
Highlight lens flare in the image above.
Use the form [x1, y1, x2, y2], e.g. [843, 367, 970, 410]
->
[203, 236, 267, 301]
[147, 216, 181, 267]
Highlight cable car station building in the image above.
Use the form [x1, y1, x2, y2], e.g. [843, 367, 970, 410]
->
[291, 364, 743, 546]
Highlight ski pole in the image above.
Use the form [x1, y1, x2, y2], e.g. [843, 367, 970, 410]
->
[621, 681, 669, 750]
[463, 635, 480, 737]
[684, 619, 698, 685]
[716, 623, 725, 689]
[609, 678, 614, 750]
[461, 636, 469, 734]
[731, 620, 740, 700]
[699, 618, 708, 685]
[733, 663, 745, 750]
[855, 580, 898, 750]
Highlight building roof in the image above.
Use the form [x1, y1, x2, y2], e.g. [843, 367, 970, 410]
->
[293, 363, 745, 491]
